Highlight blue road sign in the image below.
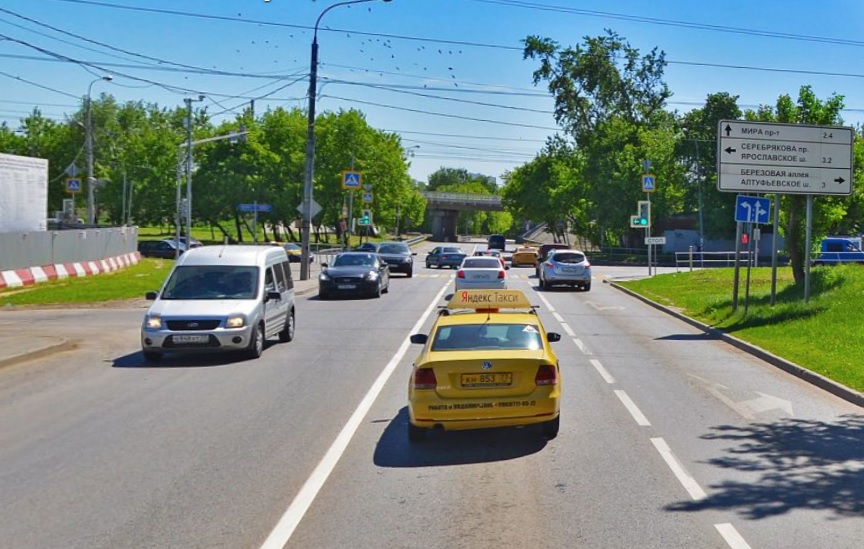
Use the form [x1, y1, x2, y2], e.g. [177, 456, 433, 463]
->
[238, 203, 272, 212]
[735, 195, 771, 224]
[642, 174, 656, 192]
[342, 171, 362, 189]
[66, 178, 81, 192]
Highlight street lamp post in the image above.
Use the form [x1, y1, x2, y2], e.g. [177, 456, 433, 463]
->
[301, 0, 392, 280]
[85, 75, 112, 225]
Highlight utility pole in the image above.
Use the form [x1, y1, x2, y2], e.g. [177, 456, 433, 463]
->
[85, 75, 112, 224]
[184, 95, 204, 246]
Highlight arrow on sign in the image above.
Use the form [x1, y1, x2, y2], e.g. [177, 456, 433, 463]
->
[835, 177, 845, 184]
[724, 124, 732, 136]
[724, 147, 736, 154]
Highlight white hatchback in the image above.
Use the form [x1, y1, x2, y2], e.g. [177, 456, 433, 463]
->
[454, 256, 508, 291]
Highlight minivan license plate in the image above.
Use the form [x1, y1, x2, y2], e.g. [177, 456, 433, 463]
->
[173, 334, 208, 344]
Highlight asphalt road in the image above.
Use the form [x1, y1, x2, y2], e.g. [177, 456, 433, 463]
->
[0, 242, 861, 549]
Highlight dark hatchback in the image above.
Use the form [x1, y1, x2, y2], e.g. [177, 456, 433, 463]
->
[376, 241, 416, 277]
[138, 239, 186, 259]
[319, 252, 390, 299]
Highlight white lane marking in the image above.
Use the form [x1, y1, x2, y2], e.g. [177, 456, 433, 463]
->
[590, 359, 615, 384]
[715, 523, 752, 549]
[614, 390, 651, 426]
[650, 437, 707, 501]
[573, 338, 589, 355]
[552, 312, 565, 323]
[260, 283, 451, 549]
[536, 292, 555, 312]
[559, 323, 575, 337]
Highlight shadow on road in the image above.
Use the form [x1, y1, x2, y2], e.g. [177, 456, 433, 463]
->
[666, 414, 864, 519]
[373, 407, 548, 468]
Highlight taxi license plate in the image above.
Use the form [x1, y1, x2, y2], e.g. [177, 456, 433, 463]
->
[173, 334, 208, 344]
[461, 372, 512, 387]
[338, 284, 356, 289]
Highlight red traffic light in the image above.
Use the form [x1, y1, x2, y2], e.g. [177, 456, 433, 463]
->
[741, 233, 749, 244]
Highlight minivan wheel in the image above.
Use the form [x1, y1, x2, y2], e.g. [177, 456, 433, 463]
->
[142, 350, 163, 362]
[246, 323, 264, 359]
[278, 309, 295, 342]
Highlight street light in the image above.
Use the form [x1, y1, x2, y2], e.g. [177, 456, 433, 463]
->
[85, 75, 113, 225]
[301, 0, 392, 280]
[682, 128, 704, 251]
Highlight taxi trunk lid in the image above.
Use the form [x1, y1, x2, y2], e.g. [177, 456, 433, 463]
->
[425, 350, 550, 398]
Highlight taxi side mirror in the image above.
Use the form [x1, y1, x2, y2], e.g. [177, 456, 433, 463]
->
[546, 332, 561, 343]
[410, 334, 428, 344]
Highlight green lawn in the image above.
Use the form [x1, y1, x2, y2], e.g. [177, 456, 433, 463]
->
[618, 265, 864, 392]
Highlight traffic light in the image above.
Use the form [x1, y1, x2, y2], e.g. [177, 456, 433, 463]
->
[630, 201, 651, 228]
[359, 209, 372, 226]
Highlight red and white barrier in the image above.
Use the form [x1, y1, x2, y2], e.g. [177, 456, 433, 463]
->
[0, 252, 141, 290]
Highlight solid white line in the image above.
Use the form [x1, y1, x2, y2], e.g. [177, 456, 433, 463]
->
[536, 292, 555, 312]
[590, 359, 615, 384]
[651, 437, 707, 501]
[572, 338, 589, 355]
[259, 283, 451, 549]
[559, 322, 575, 337]
[714, 523, 752, 549]
[552, 312, 565, 323]
[614, 390, 651, 426]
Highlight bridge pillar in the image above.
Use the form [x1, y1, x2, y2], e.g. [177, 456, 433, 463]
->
[430, 209, 459, 242]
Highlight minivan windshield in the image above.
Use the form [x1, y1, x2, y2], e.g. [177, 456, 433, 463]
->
[161, 265, 259, 300]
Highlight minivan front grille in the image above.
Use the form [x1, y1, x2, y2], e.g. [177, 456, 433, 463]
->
[166, 319, 221, 331]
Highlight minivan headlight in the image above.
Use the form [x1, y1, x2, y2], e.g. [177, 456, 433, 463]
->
[226, 314, 246, 328]
[145, 314, 162, 330]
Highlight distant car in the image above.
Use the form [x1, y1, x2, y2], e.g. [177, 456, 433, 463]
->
[319, 252, 390, 299]
[538, 249, 592, 291]
[354, 242, 381, 253]
[511, 246, 539, 267]
[407, 289, 562, 442]
[425, 246, 467, 269]
[138, 239, 186, 259]
[376, 241, 416, 277]
[487, 234, 506, 251]
[455, 256, 508, 291]
[177, 236, 203, 249]
[275, 242, 313, 263]
[535, 243, 571, 277]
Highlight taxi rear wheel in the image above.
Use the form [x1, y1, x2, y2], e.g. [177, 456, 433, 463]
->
[407, 422, 426, 443]
[541, 415, 559, 439]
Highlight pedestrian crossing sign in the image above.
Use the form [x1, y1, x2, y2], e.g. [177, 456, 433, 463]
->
[342, 171, 362, 189]
[66, 178, 82, 193]
[642, 174, 656, 193]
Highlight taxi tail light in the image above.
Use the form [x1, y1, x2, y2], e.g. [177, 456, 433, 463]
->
[457, 269, 465, 278]
[535, 364, 557, 386]
[497, 270, 505, 279]
[413, 368, 437, 390]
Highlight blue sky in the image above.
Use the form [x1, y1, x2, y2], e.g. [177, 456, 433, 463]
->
[2, 0, 864, 184]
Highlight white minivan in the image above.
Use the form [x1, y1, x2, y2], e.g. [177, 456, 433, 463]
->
[141, 245, 295, 361]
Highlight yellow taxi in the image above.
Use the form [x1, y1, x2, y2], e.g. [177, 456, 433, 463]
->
[511, 246, 539, 267]
[407, 289, 561, 442]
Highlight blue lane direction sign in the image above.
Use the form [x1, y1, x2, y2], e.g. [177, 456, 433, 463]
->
[342, 170, 362, 190]
[642, 174, 656, 192]
[735, 195, 771, 224]
[238, 203, 272, 212]
[66, 178, 81, 193]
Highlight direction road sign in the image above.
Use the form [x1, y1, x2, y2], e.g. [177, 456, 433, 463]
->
[735, 195, 771, 224]
[644, 236, 666, 245]
[238, 203, 272, 212]
[642, 174, 656, 192]
[342, 171, 362, 189]
[66, 178, 81, 193]
[717, 120, 853, 195]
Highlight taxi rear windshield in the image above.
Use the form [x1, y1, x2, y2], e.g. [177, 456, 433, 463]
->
[432, 324, 541, 351]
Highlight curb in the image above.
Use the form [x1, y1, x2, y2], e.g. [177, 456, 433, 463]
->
[0, 338, 76, 371]
[607, 279, 864, 409]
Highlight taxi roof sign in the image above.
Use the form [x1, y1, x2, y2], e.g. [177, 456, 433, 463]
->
[448, 289, 534, 310]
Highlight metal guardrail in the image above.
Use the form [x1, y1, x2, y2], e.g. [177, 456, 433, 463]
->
[675, 249, 754, 271]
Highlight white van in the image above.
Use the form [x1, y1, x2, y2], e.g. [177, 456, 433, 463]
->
[141, 245, 295, 361]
